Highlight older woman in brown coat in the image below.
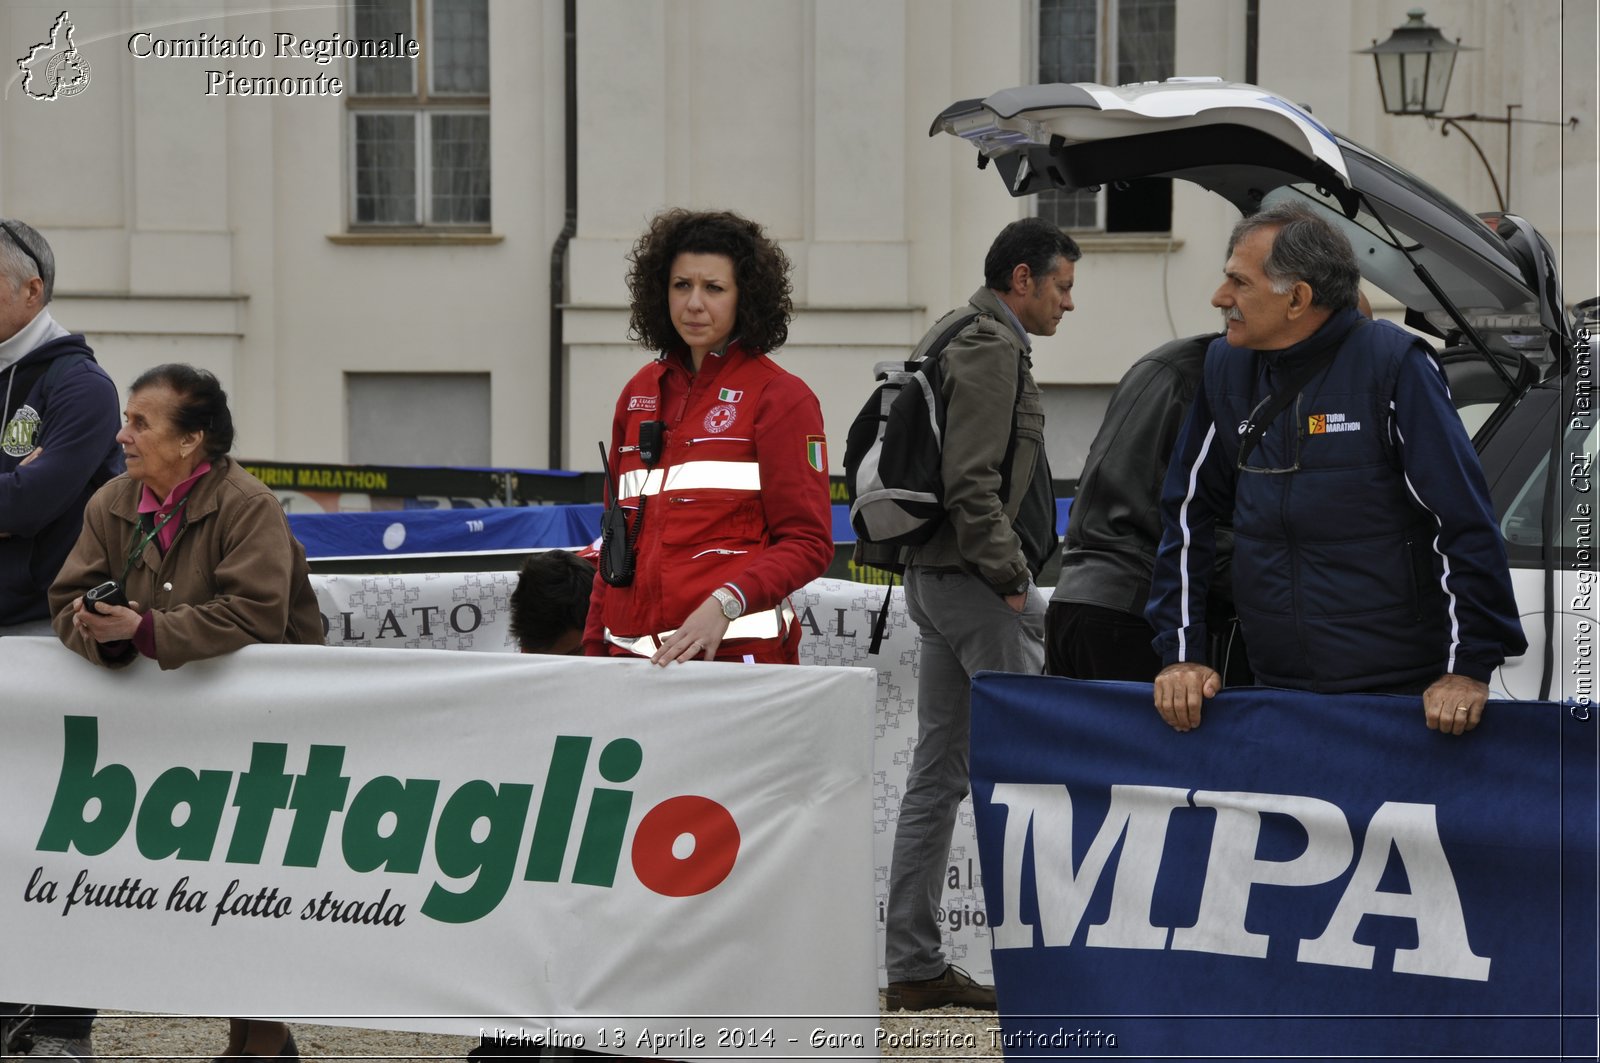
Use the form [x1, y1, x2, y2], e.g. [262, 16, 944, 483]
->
[50, 363, 320, 1059]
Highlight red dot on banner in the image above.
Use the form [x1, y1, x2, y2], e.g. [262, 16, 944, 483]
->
[630, 795, 740, 897]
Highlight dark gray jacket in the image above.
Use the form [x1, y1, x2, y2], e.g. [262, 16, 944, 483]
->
[1052, 333, 1231, 617]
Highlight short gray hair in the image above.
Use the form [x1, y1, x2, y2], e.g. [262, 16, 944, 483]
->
[0, 219, 54, 304]
[1227, 203, 1359, 312]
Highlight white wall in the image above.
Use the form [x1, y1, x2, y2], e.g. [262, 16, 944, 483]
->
[0, 0, 1590, 478]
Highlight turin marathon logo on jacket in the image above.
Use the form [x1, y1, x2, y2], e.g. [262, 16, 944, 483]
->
[31, 717, 740, 925]
[1308, 411, 1363, 434]
[1, 404, 42, 457]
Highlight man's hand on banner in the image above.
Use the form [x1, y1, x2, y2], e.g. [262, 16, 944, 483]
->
[1423, 673, 1490, 735]
[1153, 661, 1221, 732]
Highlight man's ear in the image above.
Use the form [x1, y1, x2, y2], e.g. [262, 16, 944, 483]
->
[1284, 280, 1315, 319]
[1009, 262, 1033, 294]
[22, 276, 44, 308]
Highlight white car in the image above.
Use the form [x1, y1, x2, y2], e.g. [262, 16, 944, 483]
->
[932, 80, 1594, 706]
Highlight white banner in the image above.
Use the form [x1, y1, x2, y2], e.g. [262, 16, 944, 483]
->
[313, 571, 524, 651]
[311, 574, 1001, 985]
[0, 639, 878, 1059]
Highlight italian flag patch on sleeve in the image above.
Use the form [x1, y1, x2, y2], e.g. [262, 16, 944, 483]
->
[806, 435, 827, 473]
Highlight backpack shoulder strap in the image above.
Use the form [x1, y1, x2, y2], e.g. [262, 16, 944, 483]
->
[917, 307, 985, 365]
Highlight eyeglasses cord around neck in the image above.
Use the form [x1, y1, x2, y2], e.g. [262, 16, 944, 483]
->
[119, 494, 191, 588]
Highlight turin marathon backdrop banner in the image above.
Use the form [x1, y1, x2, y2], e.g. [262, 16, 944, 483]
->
[0, 639, 879, 1058]
[969, 674, 1597, 1061]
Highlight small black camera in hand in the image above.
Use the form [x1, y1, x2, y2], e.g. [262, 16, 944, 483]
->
[84, 580, 128, 615]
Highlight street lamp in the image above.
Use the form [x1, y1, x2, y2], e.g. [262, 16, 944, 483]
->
[1356, 8, 1578, 212]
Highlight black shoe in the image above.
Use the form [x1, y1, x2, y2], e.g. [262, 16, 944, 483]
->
[884, 964, 997, 1011]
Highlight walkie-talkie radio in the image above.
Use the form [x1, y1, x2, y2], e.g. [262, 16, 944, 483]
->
[598, 420, 664, 587]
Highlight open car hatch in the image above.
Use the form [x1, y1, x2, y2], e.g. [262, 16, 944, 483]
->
[931, 80, 1561, 359]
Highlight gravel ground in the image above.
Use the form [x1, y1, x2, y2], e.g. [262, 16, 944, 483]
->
[52, 1001, 1003, 1062]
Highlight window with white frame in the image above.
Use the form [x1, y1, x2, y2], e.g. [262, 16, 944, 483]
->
[348, 0, 490, 228]
[1037, 0, 1174, 233]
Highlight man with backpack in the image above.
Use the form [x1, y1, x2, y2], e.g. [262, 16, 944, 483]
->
[883, 217, 1079, 1011]
[0, 218, 121, 1061]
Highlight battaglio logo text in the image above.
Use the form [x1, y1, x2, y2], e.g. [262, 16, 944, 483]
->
[35, 717, 740, 924]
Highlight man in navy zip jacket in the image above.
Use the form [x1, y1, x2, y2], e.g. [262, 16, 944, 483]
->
[1146, 203, 1524, 737]
[0, 220, 120, 1062]
[0, 219, 122, 636]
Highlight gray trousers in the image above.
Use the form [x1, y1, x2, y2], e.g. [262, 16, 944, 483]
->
[885, 565, 1044, 981]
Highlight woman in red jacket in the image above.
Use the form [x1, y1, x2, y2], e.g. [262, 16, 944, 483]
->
[584, 209, 833, 666]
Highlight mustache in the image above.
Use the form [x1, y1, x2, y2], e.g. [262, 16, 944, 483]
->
[1221, 307, 1244, 322]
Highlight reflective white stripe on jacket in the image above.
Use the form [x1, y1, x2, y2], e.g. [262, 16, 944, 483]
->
[617, 459, 762, 502]
[604, 598, 797, 655]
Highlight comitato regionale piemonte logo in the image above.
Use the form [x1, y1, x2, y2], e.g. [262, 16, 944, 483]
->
[17, 11, 92, 101]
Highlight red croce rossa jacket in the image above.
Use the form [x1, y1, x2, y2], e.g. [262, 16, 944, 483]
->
[584, 340, 834, 663]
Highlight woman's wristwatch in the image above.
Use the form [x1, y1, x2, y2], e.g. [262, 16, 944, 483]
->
[710, 586, 744, 620]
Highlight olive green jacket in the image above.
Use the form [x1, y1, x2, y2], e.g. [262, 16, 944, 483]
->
[906, 286, 1056, 595]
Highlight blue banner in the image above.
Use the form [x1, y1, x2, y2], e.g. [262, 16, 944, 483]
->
[287, 499, 1075, 558]
[288, 504, 603, 558]
[969, 675, 1597, 1061]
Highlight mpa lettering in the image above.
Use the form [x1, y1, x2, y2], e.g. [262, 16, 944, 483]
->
[989, 783, 1490, 982]
[37, 717, 740, 924]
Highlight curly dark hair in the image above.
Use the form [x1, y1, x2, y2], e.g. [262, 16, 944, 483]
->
[626, 208, 793, 354]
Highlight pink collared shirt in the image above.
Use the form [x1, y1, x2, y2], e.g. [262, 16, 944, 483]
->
[137, 461, 211, 554]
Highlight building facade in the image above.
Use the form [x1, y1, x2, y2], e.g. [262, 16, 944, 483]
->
[1, 0, 1592, 484]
